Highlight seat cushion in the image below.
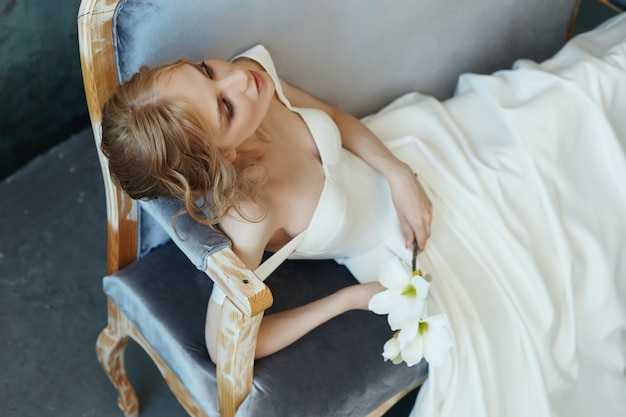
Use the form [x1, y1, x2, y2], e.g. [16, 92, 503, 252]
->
[104, 242, 427, 416]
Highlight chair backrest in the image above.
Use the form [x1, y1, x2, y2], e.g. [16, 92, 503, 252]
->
[114, 0, 575, 115]
[109, 0, 576, 261]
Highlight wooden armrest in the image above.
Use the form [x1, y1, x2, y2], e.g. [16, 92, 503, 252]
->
[205, 248, 274, 317]
[216, 300, 263, 416]
[205, 248, 273, 416]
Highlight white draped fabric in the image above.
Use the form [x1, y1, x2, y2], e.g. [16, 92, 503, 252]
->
[357, 16, 626, 417]
[215, 15, 626, 416]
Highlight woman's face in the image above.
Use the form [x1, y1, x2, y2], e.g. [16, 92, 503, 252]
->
[163, 58, 275, 158]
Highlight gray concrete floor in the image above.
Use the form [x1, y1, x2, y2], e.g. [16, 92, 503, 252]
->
[0, 4, 617, 416]
[0, 129, 188, 417]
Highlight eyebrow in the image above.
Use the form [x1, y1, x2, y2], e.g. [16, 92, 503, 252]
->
[190, 62, 223, 130]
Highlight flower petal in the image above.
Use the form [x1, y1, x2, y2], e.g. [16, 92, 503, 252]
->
[426, 327, 452, 352]
[397, 320, 420, 345]
[382, 337, 401, 362]
[379, 256, 411, 289]
[387, 298, 425, 330]
[391, 355, 404, 365]
[368, 289, 402, 315]
[425, 314, 449, 327]
[399, 335, 425, 367]
[423, 335, 452, 367]
[423, 347, 447, 367]
[421, 315, 453, 367]
[410, 274, 431, 299]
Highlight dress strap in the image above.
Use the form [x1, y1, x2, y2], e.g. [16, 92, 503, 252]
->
[254, 231, 307, 280]
[231, 44, 294, 111]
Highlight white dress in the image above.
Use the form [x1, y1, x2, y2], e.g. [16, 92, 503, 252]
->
[216, 15, 626, 417]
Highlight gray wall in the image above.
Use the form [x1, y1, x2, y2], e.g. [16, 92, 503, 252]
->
[1, 0, 87, 180]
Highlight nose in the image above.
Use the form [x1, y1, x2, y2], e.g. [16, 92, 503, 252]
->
[218, 68, 248, 91]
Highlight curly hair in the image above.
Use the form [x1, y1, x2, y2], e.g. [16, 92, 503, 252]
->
[100, 59, 264, 228]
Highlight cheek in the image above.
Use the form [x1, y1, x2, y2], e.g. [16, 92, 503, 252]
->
[246, 100, 264, 122]
[237, 105, 259, 137]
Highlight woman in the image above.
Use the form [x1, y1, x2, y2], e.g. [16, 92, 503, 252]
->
[101, 44, 433, 361]
[102, 15, 626, 417]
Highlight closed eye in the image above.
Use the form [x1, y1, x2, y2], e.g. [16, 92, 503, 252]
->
[198, 61, 234, 123]
[222, 98, 234, 121]
[200, 61, 213, 79]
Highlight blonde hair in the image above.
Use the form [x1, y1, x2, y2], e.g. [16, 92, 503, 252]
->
[101, 59, 264, 228]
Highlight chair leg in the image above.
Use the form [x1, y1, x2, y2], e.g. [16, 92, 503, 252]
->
[96, 300, 139, 417]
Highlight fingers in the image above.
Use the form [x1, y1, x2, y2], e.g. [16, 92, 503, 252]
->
[390, 168, 433, 252]
[405, 226, 429, 252]
[402, 204, 432, 251]
[414, 228, 429, 253]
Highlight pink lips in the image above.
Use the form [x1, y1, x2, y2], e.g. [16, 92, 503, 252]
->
[250, 70, 263, 94]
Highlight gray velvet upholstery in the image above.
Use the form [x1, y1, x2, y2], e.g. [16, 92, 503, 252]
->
[103, 0, 577, 415]
[137, 203, 171, 258]
[104, 241, 424, 416]
[139, 198, 229, 270]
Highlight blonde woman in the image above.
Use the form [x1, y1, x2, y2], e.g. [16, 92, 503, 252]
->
[102, 16, 626, 417]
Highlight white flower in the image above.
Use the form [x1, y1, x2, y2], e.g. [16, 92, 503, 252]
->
[381, 335, 404, 365]
[397, 314, 452, 367]
[368, 256, 430, 330]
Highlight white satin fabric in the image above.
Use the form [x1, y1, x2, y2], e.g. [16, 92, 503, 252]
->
[214, 17, 626, 416]
[360, 16, 626, 417]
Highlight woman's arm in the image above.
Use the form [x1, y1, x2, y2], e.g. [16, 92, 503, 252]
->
[205, 200, 384, 363]
[255, 281, 382, 357]
[282, 80, 432, 250]
[206, 277, 383, 362]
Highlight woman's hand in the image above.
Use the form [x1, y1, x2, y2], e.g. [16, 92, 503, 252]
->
[386, 162, 432, 251]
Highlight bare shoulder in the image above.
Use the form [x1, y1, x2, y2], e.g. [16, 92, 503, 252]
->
[218, 198, 275, 270]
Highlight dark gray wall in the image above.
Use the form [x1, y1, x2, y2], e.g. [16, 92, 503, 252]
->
[1, 0, 88, 180]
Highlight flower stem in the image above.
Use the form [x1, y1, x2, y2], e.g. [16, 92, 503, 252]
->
[412, 240, 418, 272]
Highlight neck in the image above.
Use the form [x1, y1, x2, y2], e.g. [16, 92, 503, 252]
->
[237, 127, 272, 161]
